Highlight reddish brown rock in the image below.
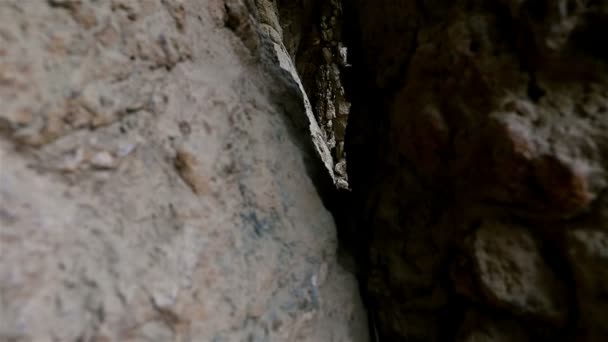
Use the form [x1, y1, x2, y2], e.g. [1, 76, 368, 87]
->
[347, 0, 608, 340]
[535, 155, 594, 214]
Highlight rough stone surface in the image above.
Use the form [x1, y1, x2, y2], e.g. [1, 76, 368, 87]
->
[345, 0, 608, 341]
[460, 222, 567, 322]
[456, 311, 530, 342]
[257, 0, 352, 189]
[0, 1, 367, 341]
[565, 227, 608, 341]
[7, 0, 608, 340]
[254, 0, 341, 188]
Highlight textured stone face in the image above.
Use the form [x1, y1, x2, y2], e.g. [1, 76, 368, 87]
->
[467, 222, 567, 322]
[346, 0, 608, 340]
[0, 1, 367, 341]
[456, 311, 530, 342]
[565, 228, 608, 341]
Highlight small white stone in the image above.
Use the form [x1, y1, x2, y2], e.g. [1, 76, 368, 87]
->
[90, 151, 116, 169]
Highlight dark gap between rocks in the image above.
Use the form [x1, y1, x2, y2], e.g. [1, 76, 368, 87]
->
[272, 0, 378, 338]
[276, 0, 608, 341]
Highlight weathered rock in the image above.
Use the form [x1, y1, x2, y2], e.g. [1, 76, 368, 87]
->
[7, 0, 608, 340]
[565, 228, 608, 342]
[346, 0, 608, 340]
[254, 0, 344, 189]
[465, 222, 567, 322]
[456, 311, 530, 342]
[259, 0, 352, 189]
[0, 1, 367, 341]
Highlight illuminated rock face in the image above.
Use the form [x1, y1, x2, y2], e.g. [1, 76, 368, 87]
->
[0, 1, 368, 341]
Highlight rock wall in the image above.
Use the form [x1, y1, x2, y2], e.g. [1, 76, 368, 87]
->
[345, 0, 608, 341]
[258, 0, 352, 189]
[6, 0, 608, 341]
[0, 1, 368, 341]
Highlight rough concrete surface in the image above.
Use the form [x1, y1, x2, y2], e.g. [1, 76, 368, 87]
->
[0, 1, 368, 341]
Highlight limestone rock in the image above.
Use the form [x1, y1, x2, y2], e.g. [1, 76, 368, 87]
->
[0, 1, 367, 341]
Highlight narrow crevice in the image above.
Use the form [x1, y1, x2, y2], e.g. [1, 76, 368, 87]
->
[270, 1, 384, 339]
[271, 0, 608, 341]
[265, 2, 376, 338]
